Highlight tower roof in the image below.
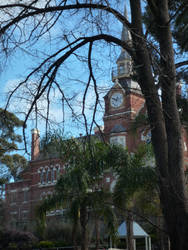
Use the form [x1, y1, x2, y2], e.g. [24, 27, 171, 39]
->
[117, 6, 131, 63]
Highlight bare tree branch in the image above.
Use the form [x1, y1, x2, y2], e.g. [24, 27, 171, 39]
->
[175, 60, 188, 69]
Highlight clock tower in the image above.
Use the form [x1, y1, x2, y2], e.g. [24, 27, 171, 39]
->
[103, 7, 145, 152]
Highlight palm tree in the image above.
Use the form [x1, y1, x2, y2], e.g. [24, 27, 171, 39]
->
[36, 137, 120, 250]
[113, 144, 157, 250]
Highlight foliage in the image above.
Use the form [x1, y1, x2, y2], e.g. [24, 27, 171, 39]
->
[0, 108, 23, 155]
[113, 144, 157, 215]
[113, 144, 159, 250]
[35, 218, 81, 244]
[1, 154, 27, 181]
[8, 242, 18, 249]
[143, 0, 188, 52]
[172, 0, 188, 52]
[35, 240, 55, 248]
[34, 239, 74, 248]
[39, 130, 66, 158]
[132, 93, 188, 134]
[130, 113, 149, 134]
[132, 189, 161, 217]
[143, 0, 188, 84]
[0, 229, 38, 249]
[0, 108, 27, 183]
[36, 136, 127, 249]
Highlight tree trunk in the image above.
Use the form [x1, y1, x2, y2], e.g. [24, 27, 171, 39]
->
[129, 1, 188, 250]
[72, 219, 79, 250]
[95, 215, 100, 250]
[157, 217, 165, 250]
[80, 205, 89, 250]
[126, 212, 134, 250]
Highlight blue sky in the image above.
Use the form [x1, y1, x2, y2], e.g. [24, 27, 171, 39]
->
[2, 0, 186, 159]
[0, 1, 128, 154]
[0, 12, 121, 160]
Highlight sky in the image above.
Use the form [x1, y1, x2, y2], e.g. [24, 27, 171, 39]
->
[1, 0, 186, 159]
[0, 1, 125, 159]
[0, 51, 115, 159]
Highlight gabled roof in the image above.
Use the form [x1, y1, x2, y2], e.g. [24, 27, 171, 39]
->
[103, 79, 127, 99]
[118, 221, 149, 238]
[104, 78, 141, 99]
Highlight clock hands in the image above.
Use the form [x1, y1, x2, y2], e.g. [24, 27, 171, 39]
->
[110, 92, 123, 107]
[112, 96, 118, 102]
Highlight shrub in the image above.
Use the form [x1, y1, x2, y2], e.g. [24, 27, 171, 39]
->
[54, 240, 71, 247]
[0, 229, 38, 249]
[37, 240, 55, 248]
[8, 242, 18, 249]
[44, 221, 73, 242]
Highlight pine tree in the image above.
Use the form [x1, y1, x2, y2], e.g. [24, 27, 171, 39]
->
[0, 108, 27, 184]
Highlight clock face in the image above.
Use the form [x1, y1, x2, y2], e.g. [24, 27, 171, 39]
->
[110, 92, 123, 108]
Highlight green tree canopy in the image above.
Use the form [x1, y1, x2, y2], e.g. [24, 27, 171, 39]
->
[37, 136, 128, 250]
[0, 108, 27, 183]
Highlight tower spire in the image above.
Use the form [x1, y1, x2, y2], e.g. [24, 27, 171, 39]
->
[120, 6, 131, 50]
[112, 5, 132, 81]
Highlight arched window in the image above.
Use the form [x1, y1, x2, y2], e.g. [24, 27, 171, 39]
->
[46, 168, 49, 183]
[48, 169, 51, 183]
[40, 171, 44, 184]
[51, 168, 55, 182]
[56, 164, 60, 180]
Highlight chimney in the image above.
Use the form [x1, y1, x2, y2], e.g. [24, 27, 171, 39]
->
[31, 128, 40, 160]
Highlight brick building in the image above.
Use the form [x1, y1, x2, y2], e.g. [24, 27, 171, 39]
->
[5, 17, 188, 232]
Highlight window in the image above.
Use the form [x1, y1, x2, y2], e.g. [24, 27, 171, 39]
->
[110, 136, 126, 147]
[106, 177, 110, 183]
[23, 191, 28, 202]
[46, 169, 49, 183]
[22, 210, 28, 219]
[40, 171, 45, 184]
[119, 63, 125, 75]
[56, 164, 60, 180]
[48, 169, 51, 182]
[10, 192, 17, 203]
[51, 168, 55, 182]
